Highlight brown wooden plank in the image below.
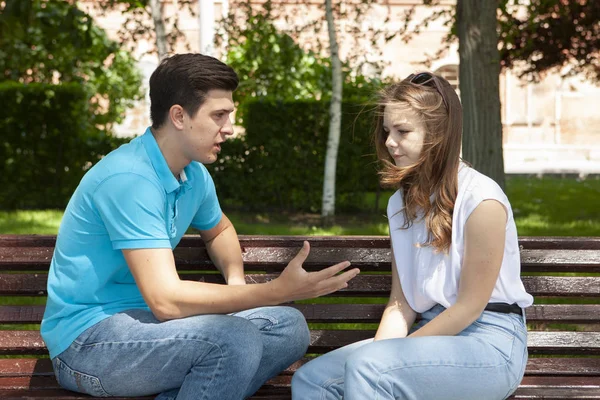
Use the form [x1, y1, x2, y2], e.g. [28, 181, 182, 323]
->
[520, 249, 600, 271]
[0, 274, 48, 296]
[2, 235, 599, 273]
[0, 306, 45, 324]
[518, 236, 600, 250]
[0, 388, 153, 400]
[1, 330, 597, 356]
[309, 330, 600, 355]
[1, 356, 598, 381]
[522, 276, 600, 297]
[0, 388, 287, 400]
[3, 304, 600, 325]
[525, 358, 600, 376]
[0, 359, 598, 399]
[2, 272, 599, 299]
[2, 234, 599, 250]
[0, 384, 599, 400]
[527, 331, 600, 355]
[525, 304, 600, 323]
[0, 236, 57, 248]
[0, 332, 47, 355]
[511, 376, 600, 399]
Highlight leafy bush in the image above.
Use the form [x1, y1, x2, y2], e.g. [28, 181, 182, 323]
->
[0, 82, 128, 209]
[211, 98, 380, 212]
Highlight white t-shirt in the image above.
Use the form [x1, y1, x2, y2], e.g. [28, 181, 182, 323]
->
[388, 164, 534, 313]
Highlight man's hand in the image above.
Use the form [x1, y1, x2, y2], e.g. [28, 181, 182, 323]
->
[272, 241, 360, 301]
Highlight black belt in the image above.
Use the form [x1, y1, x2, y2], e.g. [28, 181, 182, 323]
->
[484, 302, 522, 315]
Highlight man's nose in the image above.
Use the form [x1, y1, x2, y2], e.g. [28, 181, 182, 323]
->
[221, 117, 234, 136]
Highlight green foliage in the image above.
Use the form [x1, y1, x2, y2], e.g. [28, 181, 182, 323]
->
[216, 0, 331, 123]
[210, 98, 380, 212]
[411, 0, 600, 82]
[0, 82, 128, 209]
[94, 0, 198, 56]
[498, 0, 600, 81]
[0, 0, 143, 129]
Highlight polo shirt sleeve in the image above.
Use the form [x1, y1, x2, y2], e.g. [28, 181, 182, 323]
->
[190, 165, 222, 231]
[93, 173, 172, 250]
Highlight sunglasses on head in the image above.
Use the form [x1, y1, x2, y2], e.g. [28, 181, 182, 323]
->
[407, 72, 449, 111]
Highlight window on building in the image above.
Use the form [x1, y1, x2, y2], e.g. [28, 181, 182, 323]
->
[434, 64, 459, 93]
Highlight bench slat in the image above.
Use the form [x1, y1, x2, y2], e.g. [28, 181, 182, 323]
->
[2, 331, 597, 355]
[2, 304, 600, 325]
[3, 235, 599, 250]
[2, 245, 599, 273]
[512, 376, 600, 399]
[522, 276, 600, 297]
[2, 357, 598, 379]
[1, 273, 599, 297]
[0, 376, 598, 400]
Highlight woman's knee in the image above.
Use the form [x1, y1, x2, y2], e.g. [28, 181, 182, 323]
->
[292, 360, 344, 399]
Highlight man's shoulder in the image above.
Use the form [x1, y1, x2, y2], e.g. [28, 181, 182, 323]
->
[85, 136, 157, 185]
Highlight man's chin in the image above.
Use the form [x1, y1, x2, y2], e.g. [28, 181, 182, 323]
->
[198, 155, 218, 165]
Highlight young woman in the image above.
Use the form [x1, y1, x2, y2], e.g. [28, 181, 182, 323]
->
[291, 73, 534, 400]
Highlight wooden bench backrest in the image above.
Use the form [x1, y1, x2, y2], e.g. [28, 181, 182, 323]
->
[0, 235, 599, 399]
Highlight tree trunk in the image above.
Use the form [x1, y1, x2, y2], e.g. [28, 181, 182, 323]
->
[457, 0, 505, 189]
[149, 0, 168, 60]
[322, 0, 343, 226]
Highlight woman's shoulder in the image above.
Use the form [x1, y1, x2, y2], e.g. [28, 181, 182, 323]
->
[386, 189, 403, 213]
[455, 164, 512, 221]
[459, 164, 507, 200]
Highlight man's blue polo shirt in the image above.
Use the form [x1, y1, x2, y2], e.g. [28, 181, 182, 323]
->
[41, 127, 222, 359]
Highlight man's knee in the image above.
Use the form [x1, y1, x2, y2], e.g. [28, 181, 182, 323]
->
[273, 306, 310, 355]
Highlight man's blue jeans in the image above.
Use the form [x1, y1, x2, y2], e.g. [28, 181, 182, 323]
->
[51, 306, 310, 399]
[292, 304, 528, 400]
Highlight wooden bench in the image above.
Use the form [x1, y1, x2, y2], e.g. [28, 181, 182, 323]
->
[0, 234, 598, 399]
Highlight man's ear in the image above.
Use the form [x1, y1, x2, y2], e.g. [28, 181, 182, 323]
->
[169, 105, 186, 130]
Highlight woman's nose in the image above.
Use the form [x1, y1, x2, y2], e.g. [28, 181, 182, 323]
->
[385, 136, 397, 148]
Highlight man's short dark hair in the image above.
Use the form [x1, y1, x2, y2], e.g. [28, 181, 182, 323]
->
[149, 53, 239, 128]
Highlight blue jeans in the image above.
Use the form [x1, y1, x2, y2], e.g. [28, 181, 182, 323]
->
[292, 304, 528, 400]
[52, 306, 310, 399]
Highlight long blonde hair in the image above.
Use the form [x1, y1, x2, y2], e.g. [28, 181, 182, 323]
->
[374, 73, 463, 253]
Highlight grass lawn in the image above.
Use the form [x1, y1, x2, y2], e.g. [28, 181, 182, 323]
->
[0, 176, 598, 236]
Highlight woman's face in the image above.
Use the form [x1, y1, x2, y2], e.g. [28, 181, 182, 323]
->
[383, 103, 427, 168]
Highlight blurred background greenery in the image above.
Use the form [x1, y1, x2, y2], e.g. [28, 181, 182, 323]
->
[2, 176, 599, 236]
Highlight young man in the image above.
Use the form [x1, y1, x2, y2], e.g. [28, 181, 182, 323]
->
[41, 53, 360, 400]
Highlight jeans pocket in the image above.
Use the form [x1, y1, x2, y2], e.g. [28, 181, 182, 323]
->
[53, 357, 111, 397]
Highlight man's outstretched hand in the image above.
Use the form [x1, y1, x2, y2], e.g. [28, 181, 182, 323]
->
[272, 241, 360, 302]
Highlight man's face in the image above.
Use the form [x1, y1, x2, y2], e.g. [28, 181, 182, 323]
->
[180, 89, 235, 164]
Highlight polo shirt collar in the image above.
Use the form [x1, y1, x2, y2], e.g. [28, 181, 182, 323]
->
[141, 127, 180, 194]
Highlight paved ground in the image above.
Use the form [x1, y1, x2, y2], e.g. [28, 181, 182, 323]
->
[504, 145, 600, 177]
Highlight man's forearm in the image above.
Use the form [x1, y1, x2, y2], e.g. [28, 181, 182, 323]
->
[204, 217, 245, 284]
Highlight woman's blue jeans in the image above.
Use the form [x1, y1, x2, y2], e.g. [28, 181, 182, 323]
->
[51, 306, 310, 400]
[292, 304, 528, 400]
